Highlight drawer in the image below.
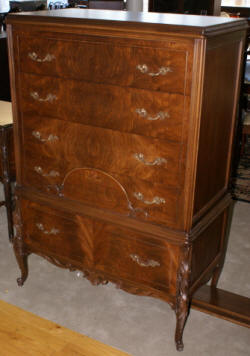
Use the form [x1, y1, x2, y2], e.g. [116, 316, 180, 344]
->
[21, 117, 185, 189]
[19, 36, 188, 93]
[61, 171, 183, 228]
[21, 157, 183, 228]
[20, 199, 180, 294]
[20, 73, 187, 142]
[21, 199, 94, 266]
[94, 224, 180, 294]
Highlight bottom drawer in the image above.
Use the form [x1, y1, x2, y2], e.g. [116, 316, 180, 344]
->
[20, 200, 93, 266]
[94, 224, 180, 295]
[20, 199, 180, 295]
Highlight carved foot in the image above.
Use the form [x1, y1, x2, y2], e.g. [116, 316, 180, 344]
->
[17, 275, 27, 287]
[176, 340, 184, 352]
[175, 311, 187, 352]
[15, 254, 29, 286]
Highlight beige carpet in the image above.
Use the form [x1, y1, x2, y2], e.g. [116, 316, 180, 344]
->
[0, 184, 249, 356]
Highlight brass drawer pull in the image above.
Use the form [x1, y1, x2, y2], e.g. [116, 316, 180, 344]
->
[32, 131, 59, 143]
[30, 92, 57, 103]
[135, 108, 170, 121]
[134, 192, 166, 205]
[28, 52, 55, 63]
[136, 64, 172, 77]
[34, 166, 60, 177]
[130, 254, 160, 268]
[36, 223, 59, 235]
[134, 153, 167, 166]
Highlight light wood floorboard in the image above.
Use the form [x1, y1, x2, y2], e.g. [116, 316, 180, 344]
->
[0, 300, 131, 356]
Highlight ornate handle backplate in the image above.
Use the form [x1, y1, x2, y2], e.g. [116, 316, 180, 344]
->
[134, 192, 166, 205]
[30, 92, 57, 103]
[130, 254, 160, 268]
[135, 108, 170, 121]
[36, 223, 59, 235]
[34, 166, 60, 177]
[134, 153, 167, 166]
[136, 64, 172, 77]
[28, 52, 55, 63]
[32, 131, 59, 143]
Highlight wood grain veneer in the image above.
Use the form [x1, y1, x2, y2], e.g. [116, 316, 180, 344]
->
[6, 9, 247, 352]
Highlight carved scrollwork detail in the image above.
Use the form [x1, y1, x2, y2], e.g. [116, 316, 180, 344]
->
[38, 254, 76, 272]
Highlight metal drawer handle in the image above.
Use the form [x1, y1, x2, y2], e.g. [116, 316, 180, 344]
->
[136, 64, 172, 77]
[130, 254, 160, 268]
[134, 192, 166, 205]
[32, 131, 59, 143]
[30, 92, 57, 103]
[34, 166, 60, 177]
[28, 52, 55, 63]
[36, 223, 59, 235]
[134, 153, 167, 166]
[135, 108, 169, 121]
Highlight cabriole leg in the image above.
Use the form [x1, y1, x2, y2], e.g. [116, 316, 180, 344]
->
[14, 244, 29, 286]
[13, 201, 29, 286]
[175, 296, 190, 351]
[175, 243, 192, 351]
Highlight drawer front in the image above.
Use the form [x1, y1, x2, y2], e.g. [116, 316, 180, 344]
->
[94, 224, 180, 294]
[19, 36, 187, 93]
[20, 73, 186, 142]
[21, 161, 182, 228]
[22, 117, 184, 188]
[21, 200, 94, 265]
[20, 199, 179, 294]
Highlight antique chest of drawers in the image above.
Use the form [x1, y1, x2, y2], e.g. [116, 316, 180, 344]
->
[6, 9, 247, 351]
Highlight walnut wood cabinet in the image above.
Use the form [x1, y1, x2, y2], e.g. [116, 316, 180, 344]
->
[6, 9, 247, 351]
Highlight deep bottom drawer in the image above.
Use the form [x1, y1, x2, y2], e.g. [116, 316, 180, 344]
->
[20, 199, 93, 266]
[94, 224, 180, 295]
[19, 199, 180, 295]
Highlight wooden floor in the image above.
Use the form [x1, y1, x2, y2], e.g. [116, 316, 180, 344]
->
[0, 300, 131, 356]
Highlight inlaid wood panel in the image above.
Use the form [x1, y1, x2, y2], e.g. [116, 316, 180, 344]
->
[18, 35, 188, 93]
[20, 73, 187, 142]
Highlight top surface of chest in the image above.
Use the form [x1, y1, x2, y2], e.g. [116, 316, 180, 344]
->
[6, 8, 247, 35]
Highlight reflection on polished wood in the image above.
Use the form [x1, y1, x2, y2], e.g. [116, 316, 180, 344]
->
[0, 300, 131, 356]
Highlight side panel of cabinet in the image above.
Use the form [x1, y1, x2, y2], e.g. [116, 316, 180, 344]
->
[193, 33, 244, 221]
